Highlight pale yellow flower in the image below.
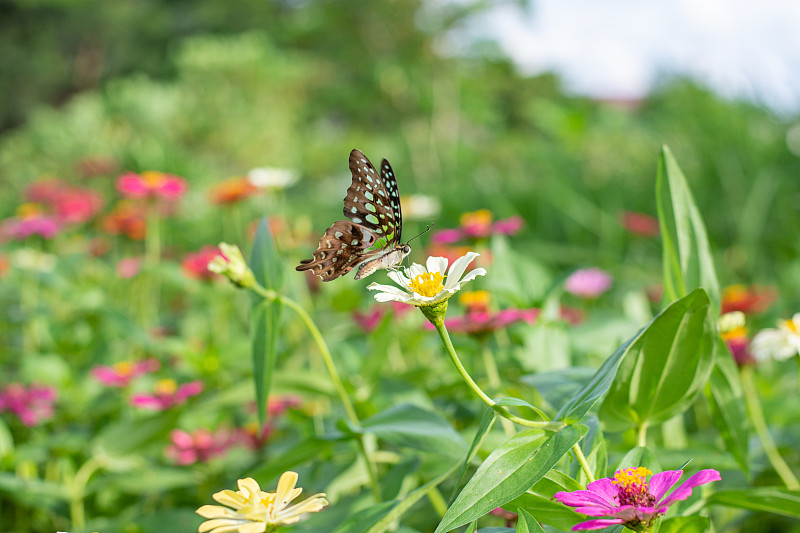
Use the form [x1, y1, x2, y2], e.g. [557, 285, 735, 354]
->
[196, 472, 328, 533]
[208, 243, 255, 289]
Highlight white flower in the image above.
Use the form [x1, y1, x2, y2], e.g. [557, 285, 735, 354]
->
[246, 167, 297, 189]
[401, 194, 441, 220]
[750, 313, 800, 362]
[367, 252, 486, 306]
[196, 473, 328, 533]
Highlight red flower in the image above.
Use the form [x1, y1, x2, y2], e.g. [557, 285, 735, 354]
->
[208, 177, 258, 205]
[620, 211, 660, 237]
[721, 284, 777, 315]
[101, 201, 147, 240]
[182, 246, 225, 281]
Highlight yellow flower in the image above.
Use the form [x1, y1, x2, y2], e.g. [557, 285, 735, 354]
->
[208, 243, 256, 289]
[196, 473, 328, 533]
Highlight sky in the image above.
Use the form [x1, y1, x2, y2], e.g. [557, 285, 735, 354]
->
[448, 0, 800, 113]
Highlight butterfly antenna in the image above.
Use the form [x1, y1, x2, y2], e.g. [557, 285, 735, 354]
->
[406, 222, 435, 244]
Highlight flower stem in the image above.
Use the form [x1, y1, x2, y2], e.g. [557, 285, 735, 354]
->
[69, 456, 104, 528]
[253, 285, 382, 501]
[636, 422, 648, 448]
[741, 366, 800, 489]
[432, 320, 564, 431]
[481, 343, 502, 391]
[572, 443, 596, 483]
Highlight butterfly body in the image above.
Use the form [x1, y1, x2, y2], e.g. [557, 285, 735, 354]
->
[353, 244, 411, 280]
[297, 149, 408, 282]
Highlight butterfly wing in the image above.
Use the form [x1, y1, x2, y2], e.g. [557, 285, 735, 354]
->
[345, 149, 402, 246]
[296, 220, 380, 281]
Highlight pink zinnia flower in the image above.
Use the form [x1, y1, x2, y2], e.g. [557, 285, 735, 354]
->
[130, 379, 203, 410]
[90, 359, 160, 387]
[0, 204, 61, 242]
[435, 308, 540, 336]
[431, 210, 523, 244]
[236, 421, 275, 450]
[555, 467, 720, 531]
[564, 268, 612, 298]
[51, 187, 104, 224]
[116, 171, 187, 201]
[0, 383, 57, 427]
[116, 257, 142, 279]
[352, 302, 413, 333]
[165, 428, 232, 465]
[182, 246, 225, 281]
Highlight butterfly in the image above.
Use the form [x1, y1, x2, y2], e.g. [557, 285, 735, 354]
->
[296, 149, 411, 281]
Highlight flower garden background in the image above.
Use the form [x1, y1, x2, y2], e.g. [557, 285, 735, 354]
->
[1, 2, 800, 532]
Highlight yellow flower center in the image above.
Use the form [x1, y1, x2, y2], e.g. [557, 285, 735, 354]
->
[459, 290, 490, 306]
[613, 467, 652, 488]
[141, 171, 166, 188]
[155, 378, 177, 395]
[460, 209, 493, 227]
[112, 361, 134, 375]
[784, 318, 799, 334]
[721, 325, 748, 341]
[17, 203, 43, 218]
[408, 272, 445, 297]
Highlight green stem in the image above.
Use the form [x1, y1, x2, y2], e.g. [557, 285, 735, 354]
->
[432, 319, 564, 431]
[69, 457, 103, 528]
[428, 486, 448, 517]
[481, 343, 501, 391]
[636, 423, 648, 447]
[144, 210, 161, 325]
[741, 366, 800, 489]
[572, 443, 596, 483]
[253, 285, 382, 500]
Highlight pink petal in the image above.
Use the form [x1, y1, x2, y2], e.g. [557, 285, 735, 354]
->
[130, 394, 166, 410]
[659, 469, 721, 507]
[649, 470, 683, 500]
[431, 229, 463, 244]
[572, 518, 624, 531]
[175, 381, 204, 401]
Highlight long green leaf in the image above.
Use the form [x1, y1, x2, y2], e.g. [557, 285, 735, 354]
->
[656, 146, 720, 311]
[249, 218, 285, 425]
[435, 425, 586, 533]
[599, 289, 713, 430]
[615, 446, 661, 473]
[707, 488, 800, 518]
[449, 407, 497, 504]
[516, 509, 546, 533]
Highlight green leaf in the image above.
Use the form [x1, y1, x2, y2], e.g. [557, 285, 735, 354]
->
[707, 488, 800, 518]
[249, 217, 286, 426]
[251, 298, 282, 426]
[331, 501, 397, 533]
[658, 516, 709, 533]
[706, 340, 749, 474]
[94, 412, 178, 457]
[361, 403, 468, 459]
[509, 491, 581, 531]
[365, 465, 458, 533]
[656, 146, 720, 311]
[495, 397, 549, 422]
[435, 424, 586, 533]
[249, 438, 335, 480]
[449, 407, 497, 503]
[599, 289, 714, 430]
[250, 217, 285, 291]
[516, 509, 546, 533]
[615, 446, 661, 473]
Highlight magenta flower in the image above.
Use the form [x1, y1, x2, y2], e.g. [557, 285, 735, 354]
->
[555, 467, 721, 531]
[116, 171, 187, 201]
[0, 213, 61, 242]
[130, 379, 203, 410]
[431, 210, 524, 244]
[0, 383, 57, 427]
[564, 268, 612, 298]
[165, 428, 232, 465]
[90, 359, 160, 387]
[181, 245, 225, 281]
[430, 308, 540, 336]
[352, 301, 413, 333]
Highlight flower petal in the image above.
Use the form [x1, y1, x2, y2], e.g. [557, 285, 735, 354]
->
[407, 263, 426, 278]
[196, 505, 240, 519]
[572, 518, 625, 531]
[274, 471, 300, 509]
[444, 252, 480, 289]
[426, 256, 448, 275]
[388, 269, 411, 289]
[367, 283, 409, 297]
[659, 469, 721, 508]
[374, 292, 415, 304]
[648, 470, 683, 501]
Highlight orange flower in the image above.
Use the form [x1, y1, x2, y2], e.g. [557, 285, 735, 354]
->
[208, 177, 258, 205]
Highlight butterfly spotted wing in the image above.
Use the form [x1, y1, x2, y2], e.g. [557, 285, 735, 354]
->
[297, 149, 406, 281]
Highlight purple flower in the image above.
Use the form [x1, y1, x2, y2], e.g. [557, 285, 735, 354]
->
[130, 379, 203, 410]
[0, 383, 57, 426]
[555, 467, 721, 531]
[564, 267, 612, 298]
